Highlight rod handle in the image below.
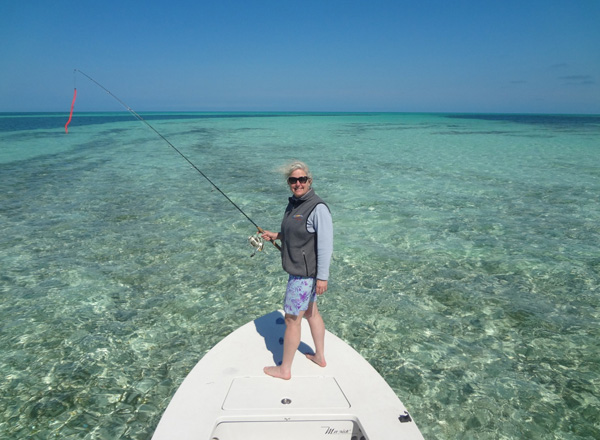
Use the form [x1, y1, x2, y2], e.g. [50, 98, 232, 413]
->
[257, 227, 282, 252]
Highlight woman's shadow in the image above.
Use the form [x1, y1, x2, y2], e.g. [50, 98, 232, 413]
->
[254, 311, 313, 365]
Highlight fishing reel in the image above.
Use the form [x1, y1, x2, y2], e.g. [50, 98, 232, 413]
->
[248, 233, 264, 257]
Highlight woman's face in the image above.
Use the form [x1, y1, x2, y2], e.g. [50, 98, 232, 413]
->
[288, 168, 311, 198]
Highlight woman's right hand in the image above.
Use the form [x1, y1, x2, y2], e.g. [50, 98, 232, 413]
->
[261, 230, 279, 242]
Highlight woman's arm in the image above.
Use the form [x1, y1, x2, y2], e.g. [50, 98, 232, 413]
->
[308, 204, 333, 282]
[261, 230, 281, 242]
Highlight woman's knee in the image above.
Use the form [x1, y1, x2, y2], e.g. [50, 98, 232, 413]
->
[285, 312, 303, 326]
[304, 302, 319, 320]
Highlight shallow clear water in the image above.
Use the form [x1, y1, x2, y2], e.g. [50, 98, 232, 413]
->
[1, 112, 599, 439]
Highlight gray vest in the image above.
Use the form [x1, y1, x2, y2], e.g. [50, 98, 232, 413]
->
[280, 189, 328, 277]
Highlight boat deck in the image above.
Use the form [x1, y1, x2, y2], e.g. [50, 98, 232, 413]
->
[152, 310, 424, 440]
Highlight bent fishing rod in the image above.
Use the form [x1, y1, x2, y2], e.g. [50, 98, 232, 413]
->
[66, 69, 280, 253]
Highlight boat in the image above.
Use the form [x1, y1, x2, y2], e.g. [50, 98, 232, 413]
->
[151, 310, 425, 439]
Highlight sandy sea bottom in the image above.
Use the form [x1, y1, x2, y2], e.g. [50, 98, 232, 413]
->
[1, 112, 599, 439]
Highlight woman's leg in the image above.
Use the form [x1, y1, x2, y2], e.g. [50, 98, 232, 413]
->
[305, 301, 327, 367]
[264, 311, 304, 380]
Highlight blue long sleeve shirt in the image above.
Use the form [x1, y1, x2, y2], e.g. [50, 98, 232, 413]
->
[307, 203, 333, 281]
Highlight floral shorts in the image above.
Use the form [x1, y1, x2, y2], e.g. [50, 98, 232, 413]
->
[284, 275, 317, 316]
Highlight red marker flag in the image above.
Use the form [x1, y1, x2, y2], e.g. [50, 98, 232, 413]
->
[65, 88, 77, 133]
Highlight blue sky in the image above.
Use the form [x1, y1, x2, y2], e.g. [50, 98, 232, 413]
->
[1, 0, 599, 113]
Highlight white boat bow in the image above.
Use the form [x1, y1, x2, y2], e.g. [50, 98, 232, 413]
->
[152, 310, 424, 439]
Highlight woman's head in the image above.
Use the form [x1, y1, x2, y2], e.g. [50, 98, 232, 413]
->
[281, 160, 312, 198]
[282, 160, 312, 180]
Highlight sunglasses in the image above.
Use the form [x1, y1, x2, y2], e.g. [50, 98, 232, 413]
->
[287, 176, 310, 185]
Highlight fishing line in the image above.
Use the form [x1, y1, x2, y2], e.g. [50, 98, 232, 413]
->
[68, 69, 280, 252]
[64, 74, 77, 133]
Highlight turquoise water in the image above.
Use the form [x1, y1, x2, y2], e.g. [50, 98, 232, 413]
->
[1, 112, 599, 439]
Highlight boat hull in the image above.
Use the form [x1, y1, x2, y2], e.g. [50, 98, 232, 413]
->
[152, 310, 424, 439]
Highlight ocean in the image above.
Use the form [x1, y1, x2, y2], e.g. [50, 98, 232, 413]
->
[1, 112, 599, 439]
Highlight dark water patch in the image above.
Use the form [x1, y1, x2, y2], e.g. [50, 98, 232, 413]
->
[1, 129, 65, 142]
[433, 130, 555, 138]
[0, 112, 355, 133]
[445, 113, 600, 132]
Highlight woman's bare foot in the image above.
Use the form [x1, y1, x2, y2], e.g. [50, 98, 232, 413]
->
[264, 365, 291, 380]
[305, 353, 327, 367]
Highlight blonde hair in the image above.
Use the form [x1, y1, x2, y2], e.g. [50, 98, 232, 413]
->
[279, 160, 313, 181]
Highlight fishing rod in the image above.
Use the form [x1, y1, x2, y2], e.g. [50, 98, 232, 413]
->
[66, 69, 280, 254]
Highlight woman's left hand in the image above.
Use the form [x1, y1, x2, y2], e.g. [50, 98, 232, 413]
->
[316, 279, 328, 295]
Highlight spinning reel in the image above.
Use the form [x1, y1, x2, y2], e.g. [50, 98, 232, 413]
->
[248, 233, 265, 257]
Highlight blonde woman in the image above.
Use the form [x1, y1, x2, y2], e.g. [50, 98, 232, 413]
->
[261, 161, 333, 380]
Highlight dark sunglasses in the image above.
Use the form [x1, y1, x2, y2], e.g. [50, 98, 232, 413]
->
[287, 176, 310, 185]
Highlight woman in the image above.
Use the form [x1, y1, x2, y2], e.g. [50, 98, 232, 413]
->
[261, 161, 333, 380]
